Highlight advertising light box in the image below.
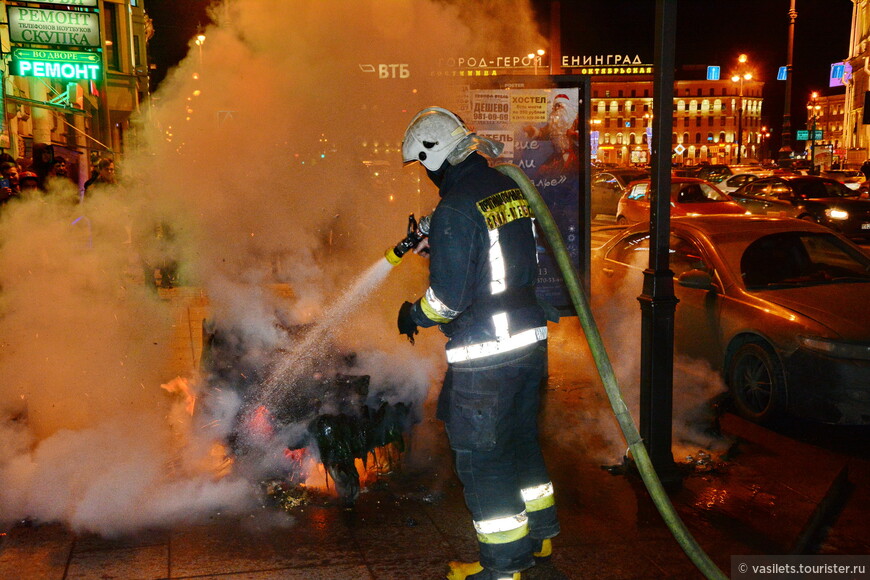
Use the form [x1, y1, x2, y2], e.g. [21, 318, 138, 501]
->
[8, 6, 101, 49]
[29, 0, 98, 6]
[12, 48, 101, 81]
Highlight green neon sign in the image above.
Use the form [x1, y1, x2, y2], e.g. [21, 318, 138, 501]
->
[12, 48, 101, 81]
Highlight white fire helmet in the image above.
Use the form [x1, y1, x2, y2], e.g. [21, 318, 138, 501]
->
[402, 107, 504, 171]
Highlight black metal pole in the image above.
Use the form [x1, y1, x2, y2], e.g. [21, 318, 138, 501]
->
[780, 0, 797, 159]
[639, 0, 681, 486]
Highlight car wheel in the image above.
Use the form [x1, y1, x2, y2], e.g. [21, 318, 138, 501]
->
[799, 214, 816, 223]
[616, 216, 629, 225]
[727, 341, 786, 423]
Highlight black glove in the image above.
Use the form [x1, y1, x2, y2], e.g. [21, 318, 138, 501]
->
[397, 301, 419, 345]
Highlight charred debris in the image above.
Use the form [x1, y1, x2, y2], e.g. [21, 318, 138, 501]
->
[199, 320, 418, 507]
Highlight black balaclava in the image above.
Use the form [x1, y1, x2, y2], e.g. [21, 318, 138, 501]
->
[425, 159, 450, 189]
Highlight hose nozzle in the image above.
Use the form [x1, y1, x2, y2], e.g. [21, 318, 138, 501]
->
[385, 213, 430, 265]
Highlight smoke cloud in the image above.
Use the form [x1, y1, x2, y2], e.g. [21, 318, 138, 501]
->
[0, 0, 547, 535]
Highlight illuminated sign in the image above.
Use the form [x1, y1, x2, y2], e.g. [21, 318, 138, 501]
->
[29, 0, 98, 6]
[796, 130, 823, 141]
[12, 48, 101, 80]
[8, 6, 101, 49]
[830, 62, 851, 88]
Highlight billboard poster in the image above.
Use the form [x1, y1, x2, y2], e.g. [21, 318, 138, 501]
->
[459, 87, 583, 312]
[8, 6, 101, 49]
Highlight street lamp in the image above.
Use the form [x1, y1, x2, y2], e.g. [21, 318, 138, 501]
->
[731, 54, 753, 164]
[527, 48, 545, 75]
[194, 30, 206, 66]
[806, 92, 821, 174]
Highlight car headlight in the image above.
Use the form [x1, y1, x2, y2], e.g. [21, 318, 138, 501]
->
[799, 336, 870, 360]
[824, 208, 849, 220]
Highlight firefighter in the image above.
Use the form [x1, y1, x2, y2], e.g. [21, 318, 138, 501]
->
[397, 107, 560, 580]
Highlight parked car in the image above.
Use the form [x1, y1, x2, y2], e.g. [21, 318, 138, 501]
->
[615, 177, 746, 224]
[718, 171, 773, 194]
[729, 175, 870, 239]
[694, 164, 767, 184]
[821, 169, 865, 190]
[590, 169, 649, 217]
[594, 214, 870, 425]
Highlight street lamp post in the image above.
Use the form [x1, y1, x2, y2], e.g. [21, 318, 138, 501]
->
[807, 92, 821, 174]
[731, 54, 752, 165]
[527, 48, 545, 75]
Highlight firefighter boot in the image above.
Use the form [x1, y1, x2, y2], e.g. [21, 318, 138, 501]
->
[533, 538, 552, 563]
[525, 538, 570, 580]
[446, 560, 521, 580]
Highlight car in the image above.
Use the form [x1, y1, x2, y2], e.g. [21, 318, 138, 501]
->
[615, 177, 746, 225]
[593, 214, 870, 425]
[694, 164, 767, 184]
[590, 169, 649, 217]
[821, 169, 865, 190]
[729, 175, 870, 239]
[718, 171, 773, 194]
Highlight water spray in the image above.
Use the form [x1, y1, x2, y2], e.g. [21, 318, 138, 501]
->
[384, 213, 431, 266]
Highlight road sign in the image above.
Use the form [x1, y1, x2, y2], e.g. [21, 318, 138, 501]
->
[674, 144, 686, 155]
[706, 66, 720, 81]
[777, 66, 788, 81]
[796, 129, 823, 141]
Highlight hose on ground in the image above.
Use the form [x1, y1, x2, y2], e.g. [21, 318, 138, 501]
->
[496, 163, 728, 580]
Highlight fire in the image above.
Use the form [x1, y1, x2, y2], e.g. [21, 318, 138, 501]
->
[160, 376, 196, 415]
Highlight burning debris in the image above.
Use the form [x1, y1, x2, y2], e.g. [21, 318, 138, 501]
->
[198, 320, 418, 507]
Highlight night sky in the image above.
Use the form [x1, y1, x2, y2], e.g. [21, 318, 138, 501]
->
[143, 0, 854, 150]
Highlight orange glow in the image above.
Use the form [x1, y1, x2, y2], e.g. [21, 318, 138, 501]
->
[160, 377, 196, 415]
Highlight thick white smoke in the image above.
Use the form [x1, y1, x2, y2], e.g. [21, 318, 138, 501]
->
[0, 0, 546, 535]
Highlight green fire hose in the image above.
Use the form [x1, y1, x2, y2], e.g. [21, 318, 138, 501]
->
[496, 163, 728, 580]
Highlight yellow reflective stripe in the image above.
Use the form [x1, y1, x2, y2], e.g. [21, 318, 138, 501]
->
[524, 494, 555, 512]
[476, 521, 529, 545]
[421, 296, 453, 323]
[474, 511, 528, 544]
[522, 482, 555, 512]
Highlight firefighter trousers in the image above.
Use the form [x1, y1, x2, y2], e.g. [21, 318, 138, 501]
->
[438, 342, 559, 572]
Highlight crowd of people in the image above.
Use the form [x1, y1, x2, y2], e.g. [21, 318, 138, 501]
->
[0, 148, 116, 208]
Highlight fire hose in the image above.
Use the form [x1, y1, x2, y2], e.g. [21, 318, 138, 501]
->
[495, 163, 728, 580]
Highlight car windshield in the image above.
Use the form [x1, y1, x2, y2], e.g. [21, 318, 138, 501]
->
[789, 179, 855, 198]
[673, 182, 729, 203]
[740, 232, 870, 289]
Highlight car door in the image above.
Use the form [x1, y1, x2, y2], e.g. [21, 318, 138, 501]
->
[669, 234, 724, 365]
[600, 231, 724, 368]
[591, 173, 619, 216]
[620, 182, 650, 222]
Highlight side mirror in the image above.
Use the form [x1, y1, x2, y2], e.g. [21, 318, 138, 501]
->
[677, 269, 715, 290]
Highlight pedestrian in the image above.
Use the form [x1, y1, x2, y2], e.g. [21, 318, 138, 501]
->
[861, 159, 870, 181]
[84, 157, 116, 194]
[396, 107, 560, 580]
[0, 160, 21, 205]
[19, 171, 40, 194]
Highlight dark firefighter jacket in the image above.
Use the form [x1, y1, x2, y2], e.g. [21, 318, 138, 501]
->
[408, 153, 547, 360]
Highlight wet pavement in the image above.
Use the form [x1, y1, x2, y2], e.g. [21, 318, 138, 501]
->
[2, 317, 869, 579]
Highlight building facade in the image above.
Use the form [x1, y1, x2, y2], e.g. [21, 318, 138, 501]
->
[590, 78, 765, 167]
[0, 0, 151, 185]
[844, 0, 870, 165]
